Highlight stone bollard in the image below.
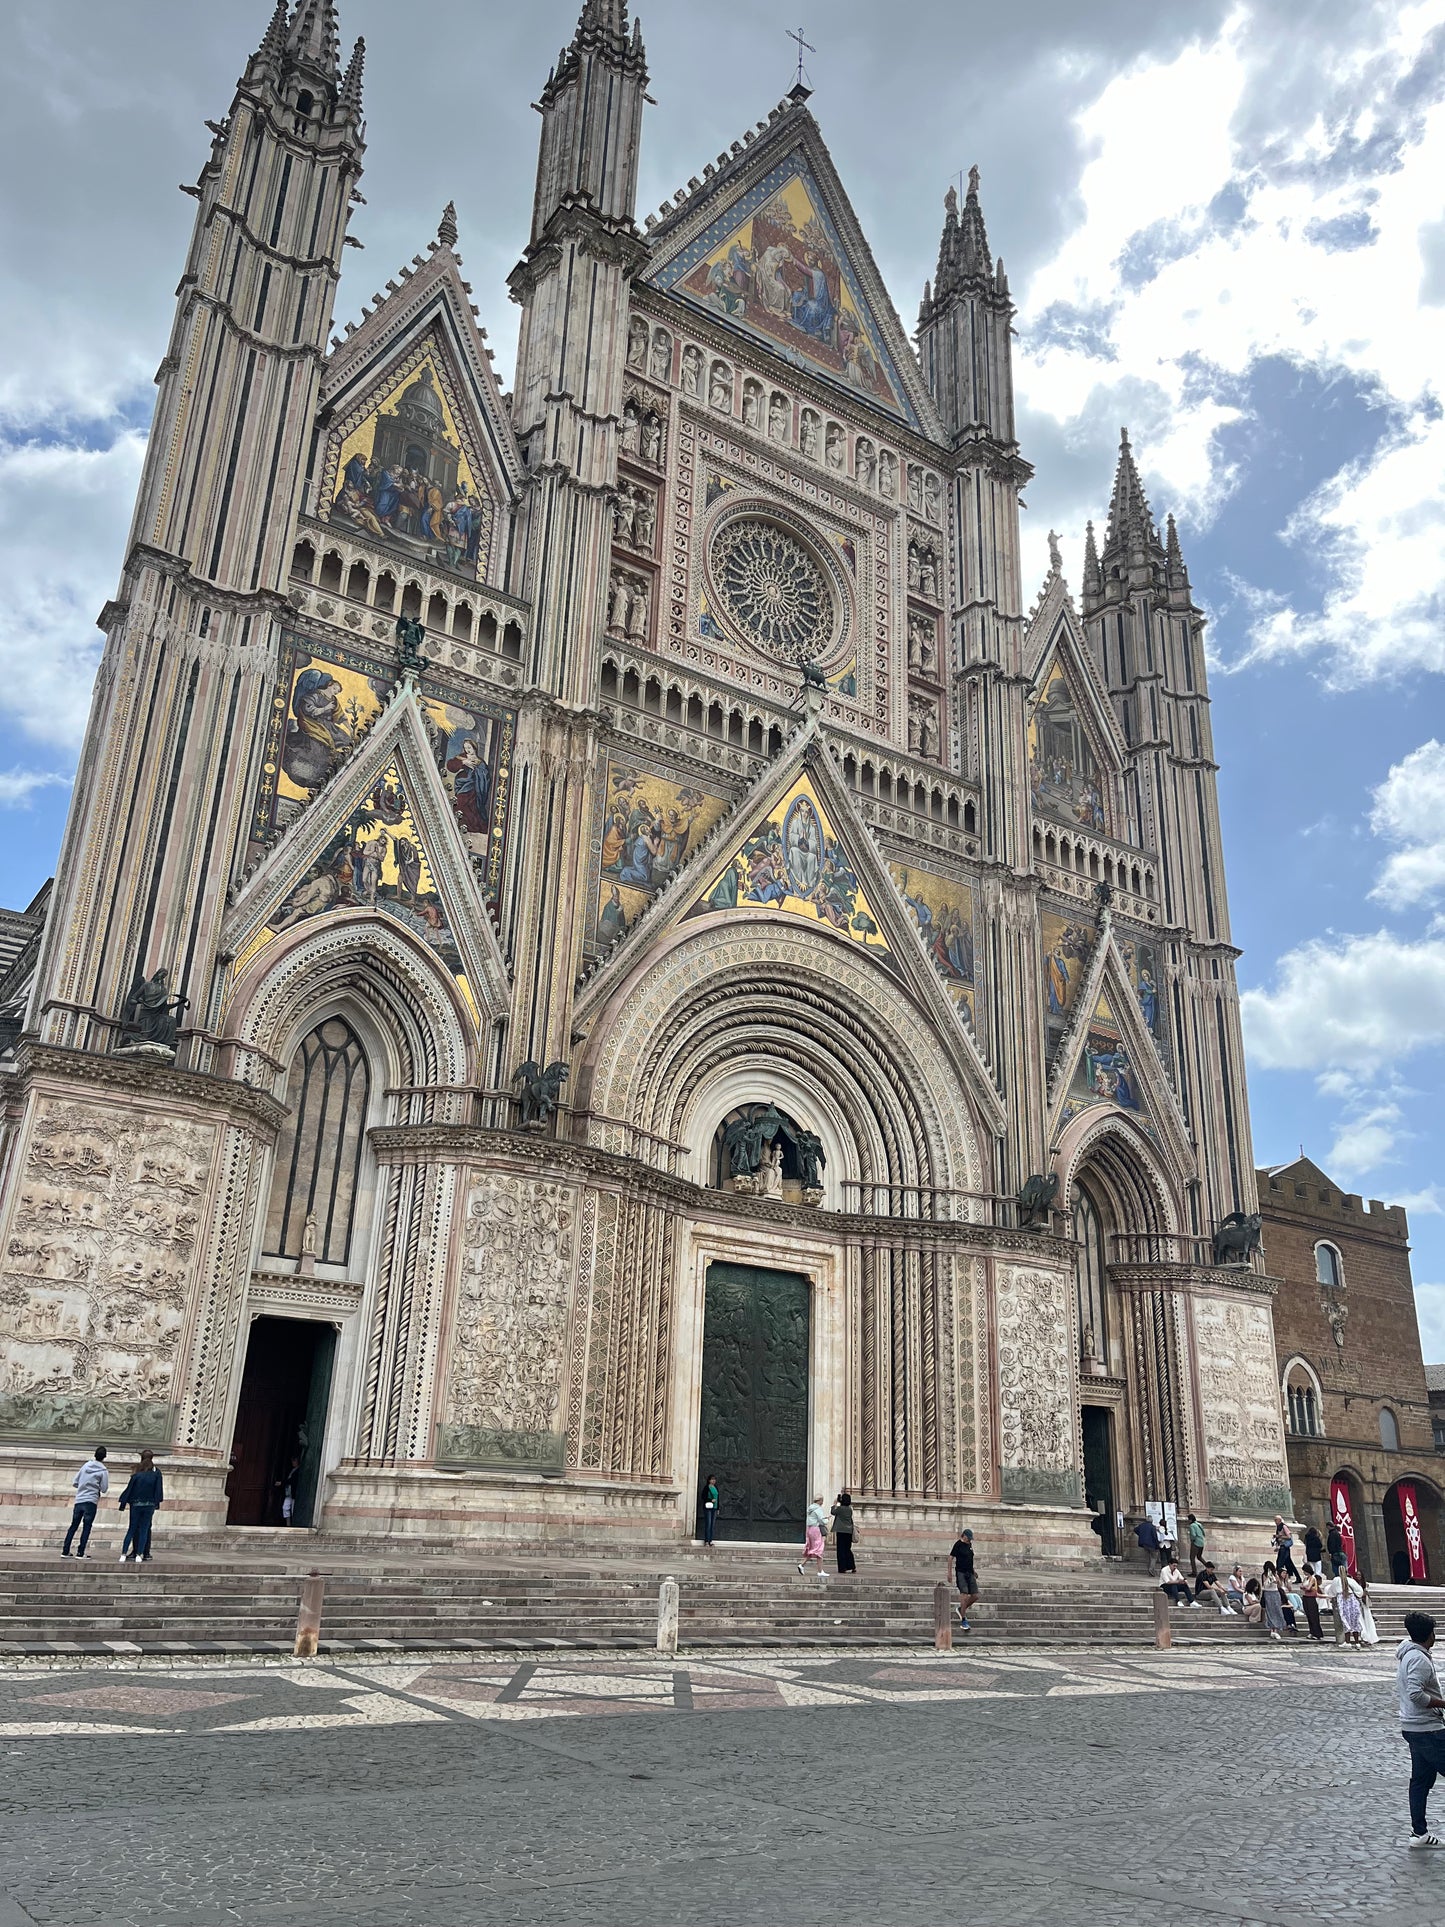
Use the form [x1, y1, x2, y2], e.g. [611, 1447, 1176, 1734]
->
[1153, 1588, 1172, 1649]
[656, 1575, 679, 1656]
[294, 1571, 325, 1659]
[934, 1580, 953, 1652]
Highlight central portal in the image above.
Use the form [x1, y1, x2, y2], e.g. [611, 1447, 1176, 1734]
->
[697, 1261, 811, 1542]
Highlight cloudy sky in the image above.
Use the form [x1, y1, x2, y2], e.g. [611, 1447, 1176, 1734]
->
[3, 1, 1444, 1348]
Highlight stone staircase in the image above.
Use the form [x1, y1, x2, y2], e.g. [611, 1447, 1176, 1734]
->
[2, 1554, 1440, 1661]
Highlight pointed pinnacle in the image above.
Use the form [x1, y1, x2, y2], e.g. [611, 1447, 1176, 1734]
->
[1083, 520, 1101, 594]
[258, 0, 289, 61]
[287, 1, 341, 78]
[340, 35, 364, 112]
[934, 170, 991, 302]
[1103, 426, 1160, 558]
[437, 200, 459, 248]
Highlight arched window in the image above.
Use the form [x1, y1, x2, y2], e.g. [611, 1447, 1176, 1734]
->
[1380, 1407, 1400, 1452]
[263, 1016, 371, 1267]
[1073, 1181, 1109, 1365]
[1283, 1358, 1324, 1438]
[1315, 1242, 1344, 1289]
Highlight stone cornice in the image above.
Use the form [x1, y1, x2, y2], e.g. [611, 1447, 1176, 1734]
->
[369, 1122, 1072, 1259]
[1109, 1261, 1280, 1298]
[11, 1041, 288, 1136]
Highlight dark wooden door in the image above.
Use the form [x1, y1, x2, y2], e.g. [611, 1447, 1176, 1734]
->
[226, 1318, 325, 1526]
[697, 1262, 810, 1543]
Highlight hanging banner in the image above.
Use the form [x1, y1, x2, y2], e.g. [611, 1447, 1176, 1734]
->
[1397, 1481, 1429, 1582]
[1330, 1477, 1359, 1576]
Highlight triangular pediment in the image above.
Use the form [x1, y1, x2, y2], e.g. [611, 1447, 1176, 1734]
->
[573, 720, 1005, 1135]
[316, 235, 523, 587]
[643, 111, 937, 435]
[1046, 924, 1191, 1180]
[223, 683, 510, 1029]
[1027, 628, 1128, 841]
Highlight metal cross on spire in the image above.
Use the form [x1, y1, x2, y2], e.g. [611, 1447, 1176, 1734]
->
[786, 25, 815, 89]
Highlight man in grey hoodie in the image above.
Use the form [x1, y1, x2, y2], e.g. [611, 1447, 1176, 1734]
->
[1397, 1609, 1445, 1847]
[61, 1446, 108, 1558]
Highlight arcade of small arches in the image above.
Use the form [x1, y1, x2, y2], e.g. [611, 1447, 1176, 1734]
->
[289, 529, 527, 660]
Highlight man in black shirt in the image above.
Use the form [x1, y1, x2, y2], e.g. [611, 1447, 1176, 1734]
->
[948, 1527, 979, 1631]
[1326, 1520, 1347, 1577]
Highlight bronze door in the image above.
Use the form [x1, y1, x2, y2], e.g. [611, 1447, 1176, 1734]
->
[697, 1262, 810, 1542]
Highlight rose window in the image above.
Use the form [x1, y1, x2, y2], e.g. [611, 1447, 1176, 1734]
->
[709, 518, 839, 665]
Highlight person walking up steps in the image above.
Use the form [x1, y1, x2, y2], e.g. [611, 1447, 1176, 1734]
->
[798, 1495, 828, 1582]
[1397, 1610, 1445, 1848]
[949, 1526, 979, 1630]
[117, 1450, 164, 1563]
[61, 1446, 108, 1558]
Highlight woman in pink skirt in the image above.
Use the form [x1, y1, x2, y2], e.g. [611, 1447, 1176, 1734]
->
[798, 1494, 829, 1582]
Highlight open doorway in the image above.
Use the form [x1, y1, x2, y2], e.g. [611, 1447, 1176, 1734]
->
[1081, 1406, 1117, 1555]
[226, 1316, 336, 1527]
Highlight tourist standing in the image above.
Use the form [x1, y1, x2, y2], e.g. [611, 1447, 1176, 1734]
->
[798, 1494, 828, 1582]
[948, 1526, 979, 1631]
[117, 1450, 164, 1563]
[700, 1475, 719, 1547]
[1300, 1568, 1327, 1642]
[831, 1492, 856, 1575]
[1185, 1513, 1206, 1575]
[1261, 1563, 1289, 1640]
[1337, 1570, 1366, 1646]
[1134, 1515, 1162, 1575]
[1302, 1521, 1325, 1575]
[1327, 1520, 1347, 1577]
[1397, 1610, 1445, 1848]
[61, 1446, 109, 1559]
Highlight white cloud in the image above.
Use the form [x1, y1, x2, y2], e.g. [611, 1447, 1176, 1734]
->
[0, 429, 145, 750]
[1394, 1184, 1445, 1216]
[1327, 1103, 1404, 1176]
[1369, 738, 1445, 906]
[1415, 1281, 1445, 1362]
[1240, 929, 1445, 1068]
[0, 769, 69, 807]
[1011, 4, 1445, 665]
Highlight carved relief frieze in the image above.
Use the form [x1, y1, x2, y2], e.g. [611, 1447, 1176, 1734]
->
[994, 1263, 1079, 1502]
[1192, 1295, 1292, 1516]
[0, 1100, 217, 1443]
[436, 1172, 577, 1472]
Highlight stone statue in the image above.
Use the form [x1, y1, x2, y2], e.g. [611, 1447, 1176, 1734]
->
[919, 549, 939, 599]
[768, 393, 790, 443]
[800, 411, 820, 460]
[856, 439, 876, 490]
[634, 491, 656, 550]
[923, 473, 942, 523]
[742, 384, 762, 430]
[758, 1142, 784, 1199]
[394, 614, 427, 675]
[620, 400, 641, 455]
[649, 330, 671, 382]
[709, 361, 732, 411]
[801, 659, 828, 694]
[794, 1129, 826, 1192]
[1017, 1171, 1059, 1229]
[612, 488, 636, 546]
[1212, 1211, 1263, 1267]
[119, 968, 189, 1054]
[640, 413, 662, 464]
[298, 1210, 319, 1275]
[626, 315, 649, 370]
[1048, 529, 1063, 574]
[513, 1058, 569, 1129]
[681, 345, 702, 396]
[722, 1102, 784, 1179]
[825, 422, 845, 471]
[878, 451, 897, 499]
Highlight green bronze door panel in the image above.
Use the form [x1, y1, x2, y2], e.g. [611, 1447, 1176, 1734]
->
[697, 1262, 810, 1543]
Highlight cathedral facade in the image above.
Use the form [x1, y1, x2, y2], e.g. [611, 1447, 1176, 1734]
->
[0, 2, 1293, 1557]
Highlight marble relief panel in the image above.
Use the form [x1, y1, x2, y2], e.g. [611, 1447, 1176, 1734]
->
[994, 1263, 1079, 1503]
[1192, 1296, 1292, 1517]
[0, 1101, 217, 1443]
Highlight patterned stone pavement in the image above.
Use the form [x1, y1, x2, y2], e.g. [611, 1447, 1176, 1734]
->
[0, 1646, 1440, 1925]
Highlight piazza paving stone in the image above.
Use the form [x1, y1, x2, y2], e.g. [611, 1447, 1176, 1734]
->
[0, 1647, 1441, 1925]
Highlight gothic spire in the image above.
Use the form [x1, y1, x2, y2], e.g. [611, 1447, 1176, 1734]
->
[1103, 428, 1161, 558]
[927, 167, 993, 316]
[437, 200, 459, 248]
[1082, 520, 1102, 600]
[256, 0, 289, 64]
[286, 1, 342, 79]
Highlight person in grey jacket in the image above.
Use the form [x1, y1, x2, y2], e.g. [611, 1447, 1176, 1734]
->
[61, 1446, 108, 1558]
[1397, 1610, 1445, 1847]
[117, 1451, 164, 1563]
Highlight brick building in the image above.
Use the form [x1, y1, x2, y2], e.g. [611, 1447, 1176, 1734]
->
[1261, 1156, 1443, 1582]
